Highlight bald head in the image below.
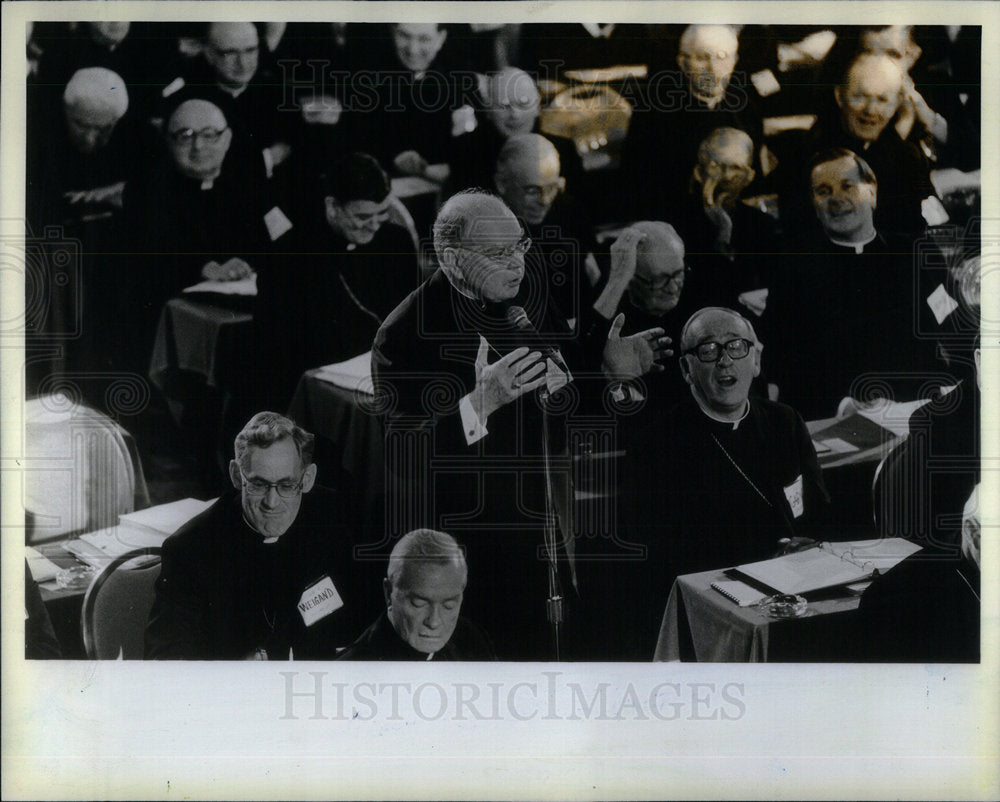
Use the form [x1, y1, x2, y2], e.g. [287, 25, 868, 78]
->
[62, 67, 129, 154]
[678, 25, 739, 104]
[483, 68, 541, 139]
[836, 53, 905, 142]
[205, 22, 259, 89]
[495, 134, 564, 225]
[166, 99, 232, 180]
[694, 127, 756, 206]
[625, 222, 687, 316]
[433, 190, 527, 303]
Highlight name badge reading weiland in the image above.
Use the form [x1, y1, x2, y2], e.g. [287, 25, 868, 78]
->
[297, 575, 344, 627]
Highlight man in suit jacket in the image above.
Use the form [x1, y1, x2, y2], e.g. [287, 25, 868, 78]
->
[372, 190, 669, 659]
[339, 529, 495, 660]
[145, 412, 365, 659]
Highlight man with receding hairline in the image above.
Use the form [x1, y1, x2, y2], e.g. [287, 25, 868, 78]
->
[494, 133, 599, 321]
[620, 23, 763, 222]
[339, 529, 495, 660]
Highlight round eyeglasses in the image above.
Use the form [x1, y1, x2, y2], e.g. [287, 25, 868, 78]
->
[169, 127, 228, 146]
[684, 337, 753, 363]
[240, 472, 304, 499]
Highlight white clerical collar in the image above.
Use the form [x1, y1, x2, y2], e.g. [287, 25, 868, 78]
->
[218, 82, 248, 98]
[581, 22, 616, 39]
[243, 513, 281, 544]
[691, 391, 750, 430]
[828, 229, 877, 254]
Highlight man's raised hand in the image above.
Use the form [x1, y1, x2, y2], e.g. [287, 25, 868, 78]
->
[469, 338, 548, 421]
[601, 313, 672, 380]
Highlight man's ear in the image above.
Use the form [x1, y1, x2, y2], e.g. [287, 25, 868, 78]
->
[383, 578, 393, 608]
[219, 126, 233, 155]
[324, 195, 339, 219]
[493, 170, 507, 195]
[679, 354, 694, 386]
[834, 84, 845, 110]
[752, 344, 762, 378]
[300, 462, 317, 494]
[744, 166, 757, 185]
[228, 459, 242, 489]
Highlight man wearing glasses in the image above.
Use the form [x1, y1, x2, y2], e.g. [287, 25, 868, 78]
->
[373, 190, 668, 659]
[625, 307, 828, 653]
[145, 412, 364, 659]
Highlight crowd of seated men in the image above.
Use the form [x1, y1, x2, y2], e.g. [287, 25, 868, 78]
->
[24, 22, 981, 662]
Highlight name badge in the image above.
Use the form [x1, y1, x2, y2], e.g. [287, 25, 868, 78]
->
[784, 475, 804, 518]
[926, 283, 959, 325]
[297, 575, 344, 627]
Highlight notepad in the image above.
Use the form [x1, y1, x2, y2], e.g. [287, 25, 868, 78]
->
[711, 580, 767, 607]
[734, 538, 922, 596]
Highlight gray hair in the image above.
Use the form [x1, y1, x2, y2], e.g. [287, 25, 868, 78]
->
[233, 411, 315, 469]
[63, 67, 129, 118]
[387, 529, 468, 588]
[432, 189, 511, 262]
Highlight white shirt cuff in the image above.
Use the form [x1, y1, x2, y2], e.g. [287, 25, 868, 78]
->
[459, 394, 489, 444]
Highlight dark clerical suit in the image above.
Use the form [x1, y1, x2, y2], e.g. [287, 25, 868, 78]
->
[372, 269, 610, 660]
[337, 611, 496, 660]
[145, 488, 364, 659]
[624, 396, 829, 656]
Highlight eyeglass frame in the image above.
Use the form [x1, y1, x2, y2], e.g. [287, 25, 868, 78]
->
[168, 126, 230, 146]
[456, 233, 532, 262]
[237, 468, 306, 499]
[683, 337, 755, 363]
[631, 266, 690, 291]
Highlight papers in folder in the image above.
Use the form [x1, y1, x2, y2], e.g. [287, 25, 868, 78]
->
[26, 546, 62, 583]
[734, 538, 922, 596]
[64, 497, 214, 568]
[315, 351, 374, 394]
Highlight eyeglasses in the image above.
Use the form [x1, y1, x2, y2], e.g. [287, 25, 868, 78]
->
[632, 268, 688, 291]
[212, 45, 259, 60]
[168, 127, 228, 146]
[458, 234, 532, 261]
[239, 471, 304, 499]
[684, 337, 754, 363]
[521, 182, 563, 202]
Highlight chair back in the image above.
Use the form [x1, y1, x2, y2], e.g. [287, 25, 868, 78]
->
[24, 394, 149, 543]
[81, 548, 162, 659]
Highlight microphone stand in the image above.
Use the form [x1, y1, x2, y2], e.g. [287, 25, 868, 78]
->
[539, 388, 564, 661]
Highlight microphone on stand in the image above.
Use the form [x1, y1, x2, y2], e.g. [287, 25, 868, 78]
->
[504, 305, 570, 376]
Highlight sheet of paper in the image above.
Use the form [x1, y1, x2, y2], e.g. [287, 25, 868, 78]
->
[118, 497, 214, 536]
[182, 274, 258, 296]
[314, 351, 374, 393]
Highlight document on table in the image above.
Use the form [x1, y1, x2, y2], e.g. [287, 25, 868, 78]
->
[183, 274, 258, 296]
[734, 538, 922, 595]
[314, 351, 374, 394]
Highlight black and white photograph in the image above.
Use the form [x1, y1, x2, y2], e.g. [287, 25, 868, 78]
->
[2, 1, 997, 798]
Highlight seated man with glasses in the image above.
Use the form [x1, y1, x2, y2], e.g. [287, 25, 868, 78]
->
[625, 307, 828, 654]
[494, 133, 601, 324]
[145, 412, 366, 659]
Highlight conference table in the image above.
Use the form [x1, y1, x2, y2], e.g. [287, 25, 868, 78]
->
[653, 567, 864, 662]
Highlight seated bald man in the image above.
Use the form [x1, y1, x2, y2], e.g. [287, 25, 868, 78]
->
[449, 68, 583, 194]
[628, 307, 829, 650]
[119, 92, 277, 369]
[28, 67, 133, 231]
[339, 529, 495, 660]
[620, 24, 763, 222]
[494, 133, 600, 322]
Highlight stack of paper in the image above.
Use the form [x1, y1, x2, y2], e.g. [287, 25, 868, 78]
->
[314, 351, 374, 394]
